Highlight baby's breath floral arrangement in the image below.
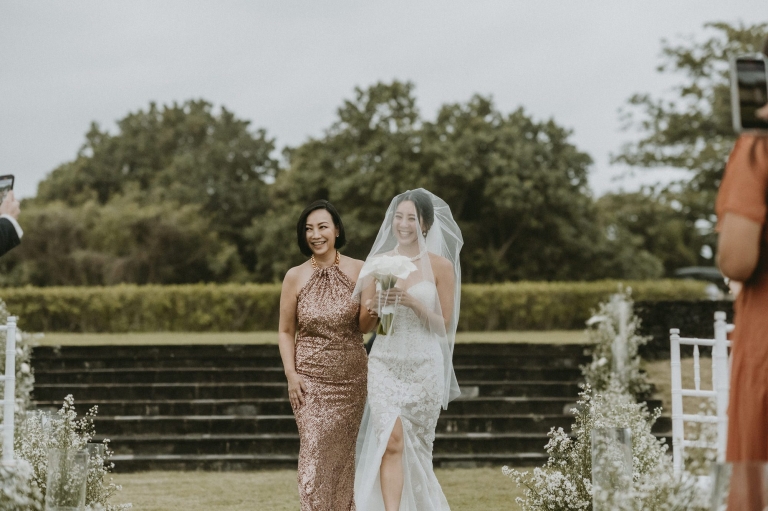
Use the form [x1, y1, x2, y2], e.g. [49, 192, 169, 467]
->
[0, 298, 45, 510]
[0, 458, 43, 511]
[13, 396, 131, 511]
[504, 381, 703, 510]
[0, 298, 130, 510]
[582, 288, 651, 401]
[505, 289, 716, 510]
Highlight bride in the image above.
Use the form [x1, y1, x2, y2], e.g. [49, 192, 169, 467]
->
[353, 189, 463, 511]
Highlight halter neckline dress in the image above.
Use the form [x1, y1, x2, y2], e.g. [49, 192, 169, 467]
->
[293, 262, 368, 510]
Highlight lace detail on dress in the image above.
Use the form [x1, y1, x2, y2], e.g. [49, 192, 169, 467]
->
[355, 281, 450, 510]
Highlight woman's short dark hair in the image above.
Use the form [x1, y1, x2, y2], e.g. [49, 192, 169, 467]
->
[296, 200, 346, 256]
[395, 190, 435, 232]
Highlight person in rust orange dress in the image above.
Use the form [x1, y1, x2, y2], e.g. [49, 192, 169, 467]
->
[717, 97, 768, 508]
[278, 200, 375, 510]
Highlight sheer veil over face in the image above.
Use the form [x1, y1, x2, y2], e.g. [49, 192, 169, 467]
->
[352, 188, 463, 408]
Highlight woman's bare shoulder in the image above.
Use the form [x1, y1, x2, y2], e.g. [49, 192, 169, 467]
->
[428, 252, 453, 272]
[340, 255, 365, 282]
[283, 261, 312, 290]
[341, 255, 365, 269]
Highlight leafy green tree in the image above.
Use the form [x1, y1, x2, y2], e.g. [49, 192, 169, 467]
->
[613, 22, 767, 265]
[253, 82, 661, 282]
[249, 81, 428, 280]
[17, 80, 690, 286]
[34, 100, 279, 273]
[423, 96, 610, 282]
[596, 188, 699, 276]
[2, 197, 243, 286]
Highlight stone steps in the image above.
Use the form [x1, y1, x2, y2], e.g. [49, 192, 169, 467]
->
[34, 366, 583, 384]
[32, 397, 590, 417]
[33, 381, 581, 401]
[86, 414, 671, 436]
[85, 414, 574, 435]
[30, 342, 618, 471]
[97, 432, 556, 456]
[32, 344, 587, 369]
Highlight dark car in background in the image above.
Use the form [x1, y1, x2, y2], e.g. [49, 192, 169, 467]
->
[674, 266, 728, 299]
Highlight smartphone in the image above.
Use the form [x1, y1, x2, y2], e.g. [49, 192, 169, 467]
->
[730, 54, 768, 134]
[0, 175, 13, 203]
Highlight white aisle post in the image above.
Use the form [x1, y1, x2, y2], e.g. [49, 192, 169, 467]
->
[612, 298, 629, 385]
[0, 316, 17, 466]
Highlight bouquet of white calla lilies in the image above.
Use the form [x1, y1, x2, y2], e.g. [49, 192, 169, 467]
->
[360, 255, 417, 289]
[359, 255, 418, 334]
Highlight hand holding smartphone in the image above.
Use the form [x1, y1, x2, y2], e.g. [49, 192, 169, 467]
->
[731, 54, 768, 134]
[0, 175, 13, 204]
[0, 176, 20, 220]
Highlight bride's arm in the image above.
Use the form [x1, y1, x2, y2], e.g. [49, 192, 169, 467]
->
[433, 257, 455, 331]
[426, 256, 454, 334]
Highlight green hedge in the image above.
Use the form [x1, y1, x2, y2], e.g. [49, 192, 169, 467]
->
[1, 280, 708, 333]
[1, 284, 282, 333]
[458, 280, 709, 331]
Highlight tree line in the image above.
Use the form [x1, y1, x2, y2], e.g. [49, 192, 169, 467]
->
[3, 22, 764, 287]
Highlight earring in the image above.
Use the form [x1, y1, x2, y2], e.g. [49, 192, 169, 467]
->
[422, 231, 427, 237]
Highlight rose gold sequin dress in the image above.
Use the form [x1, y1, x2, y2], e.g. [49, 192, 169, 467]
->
[293, 263, 368, 511]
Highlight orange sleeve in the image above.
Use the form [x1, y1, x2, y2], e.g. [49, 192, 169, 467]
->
[716, 135, 768, 230]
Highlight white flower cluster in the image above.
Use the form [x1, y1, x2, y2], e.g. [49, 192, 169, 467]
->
[359, 254, 417, 290]
[0, 298, 130, 510]
[505, 289, 720, 509]
[504, 381, 705, 510]
[361, 254, 418, 334]
[582, 288, 651, 401]
[0, 458, 42, 510]
[12, 395, 132, 511]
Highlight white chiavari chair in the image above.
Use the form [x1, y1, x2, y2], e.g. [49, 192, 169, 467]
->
[670, 311, 733, 477]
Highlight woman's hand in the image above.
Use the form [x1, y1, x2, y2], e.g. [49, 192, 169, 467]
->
[286, 371, 307, 409]
[375, 288, 417, 310]
[363, 298, 379, 318]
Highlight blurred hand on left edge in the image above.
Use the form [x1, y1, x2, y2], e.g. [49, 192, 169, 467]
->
[0, 191, 20, 220]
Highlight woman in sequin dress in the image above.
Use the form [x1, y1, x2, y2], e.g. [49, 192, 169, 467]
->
[278, 200, 376, 510]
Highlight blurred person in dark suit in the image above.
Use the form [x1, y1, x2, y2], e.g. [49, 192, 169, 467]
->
[0, 191, 22, 257]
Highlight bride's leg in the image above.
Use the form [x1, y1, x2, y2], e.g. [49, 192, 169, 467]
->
[380, 417, 404, 511]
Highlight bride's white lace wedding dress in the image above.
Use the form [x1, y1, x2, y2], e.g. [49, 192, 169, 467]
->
[354, 280, 450, 510]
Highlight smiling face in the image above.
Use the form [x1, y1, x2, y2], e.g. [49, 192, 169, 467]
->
[305, 209, 338, 256]
[393, 200, 425, 246]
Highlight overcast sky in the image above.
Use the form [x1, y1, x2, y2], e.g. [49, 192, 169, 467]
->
[1, 1, 765, 199]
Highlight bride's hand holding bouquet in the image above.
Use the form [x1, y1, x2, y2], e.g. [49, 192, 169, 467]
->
[359, 254, 417, 334]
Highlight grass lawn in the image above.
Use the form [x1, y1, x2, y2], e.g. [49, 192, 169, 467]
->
[112, 467, 525, 511]
[38, 330, 588, 346]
